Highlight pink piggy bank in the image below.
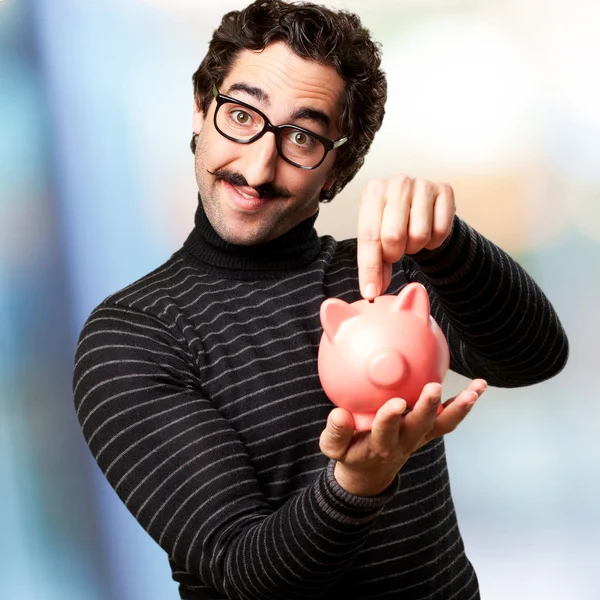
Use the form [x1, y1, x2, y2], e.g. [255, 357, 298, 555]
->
[318, 282, 450, 431]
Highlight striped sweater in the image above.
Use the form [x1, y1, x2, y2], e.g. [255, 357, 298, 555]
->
[73, 201, 568, 600]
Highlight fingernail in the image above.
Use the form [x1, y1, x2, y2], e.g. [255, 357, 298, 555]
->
[464, 401, 476, 412]
[364, 283, 376, 298]
[430, 394, 441, 406]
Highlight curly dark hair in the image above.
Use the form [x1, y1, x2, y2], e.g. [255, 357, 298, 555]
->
[191, 0, 387, 202]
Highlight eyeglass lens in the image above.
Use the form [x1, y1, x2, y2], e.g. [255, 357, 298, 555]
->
[215, 101, 326, 168]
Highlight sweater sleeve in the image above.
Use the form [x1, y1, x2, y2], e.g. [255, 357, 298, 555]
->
[403, 215, 569, 387]
[73, 303, 397, 600]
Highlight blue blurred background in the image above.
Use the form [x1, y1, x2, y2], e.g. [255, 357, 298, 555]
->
[1, 0, 598, 598]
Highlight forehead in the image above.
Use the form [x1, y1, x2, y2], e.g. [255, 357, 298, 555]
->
[220, 42, 345, 126]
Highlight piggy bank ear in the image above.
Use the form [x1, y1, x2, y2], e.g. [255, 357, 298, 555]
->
[393, 282, 430, 321]
[320, 298, 359, 341]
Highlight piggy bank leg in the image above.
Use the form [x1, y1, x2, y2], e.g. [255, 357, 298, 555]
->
[352, 412, 377, 432]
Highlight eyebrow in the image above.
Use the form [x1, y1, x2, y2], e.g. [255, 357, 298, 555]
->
[289, 107, 331, 130]
[225, 82, 332, 130]
[227, 82, 270, 105]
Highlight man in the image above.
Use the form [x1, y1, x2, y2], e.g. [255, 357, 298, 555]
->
[73, 1, 569, 599]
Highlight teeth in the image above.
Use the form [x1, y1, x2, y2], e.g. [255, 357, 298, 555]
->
[238, 190, 255, 200]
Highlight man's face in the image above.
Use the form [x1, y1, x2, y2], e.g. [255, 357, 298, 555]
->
[192, 42, 345, 245]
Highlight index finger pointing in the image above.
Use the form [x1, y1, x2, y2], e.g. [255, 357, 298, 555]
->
[358, 180, 387, 299]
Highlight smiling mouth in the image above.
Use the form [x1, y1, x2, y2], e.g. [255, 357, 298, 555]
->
[235, 186, 260, 200]
[222, 180, 268, 210]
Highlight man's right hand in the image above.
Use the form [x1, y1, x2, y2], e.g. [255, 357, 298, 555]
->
[319, 379, 487, 497]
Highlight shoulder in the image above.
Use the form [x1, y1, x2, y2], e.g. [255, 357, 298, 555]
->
[74, 253, 200, 382]
[79, 250, 217, 345]
[103, 251, 202, 310]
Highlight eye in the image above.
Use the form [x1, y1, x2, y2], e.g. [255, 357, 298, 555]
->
[231, 110, 252, 125]
[291, 131, 312, 146]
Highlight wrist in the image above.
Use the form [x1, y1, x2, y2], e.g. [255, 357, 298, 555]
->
[333, 462, 398, 497]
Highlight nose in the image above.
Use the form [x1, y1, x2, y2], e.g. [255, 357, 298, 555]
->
[366, 348, 407, 388]
[240, 131, 279, 187]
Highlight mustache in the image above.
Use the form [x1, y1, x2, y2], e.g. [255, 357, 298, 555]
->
[208, 168, 292, 200]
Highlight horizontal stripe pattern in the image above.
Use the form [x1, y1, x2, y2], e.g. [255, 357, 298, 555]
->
[73, 216, 568, 599]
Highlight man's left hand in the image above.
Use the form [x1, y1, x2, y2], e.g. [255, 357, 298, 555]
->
[357, 175, 455, 300]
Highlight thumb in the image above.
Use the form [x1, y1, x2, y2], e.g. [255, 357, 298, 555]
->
[319, 408, 355, 461]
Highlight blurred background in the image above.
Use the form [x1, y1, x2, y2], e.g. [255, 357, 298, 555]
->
[1, 0, 598, 598]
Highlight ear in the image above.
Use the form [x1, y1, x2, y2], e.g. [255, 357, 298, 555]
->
[324, 173, 337, 192]
[319, 188, 334, 202]
[393, 283, 430, 321]
[320, 298, 359, 341]
[319, 171, 337, 201]
[192, 99, 205, 134]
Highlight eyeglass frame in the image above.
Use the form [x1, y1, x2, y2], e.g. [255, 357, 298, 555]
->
[210, 85, 349, 170]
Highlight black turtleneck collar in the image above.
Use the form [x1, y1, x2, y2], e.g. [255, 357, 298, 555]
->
[182, 196, 323, 280]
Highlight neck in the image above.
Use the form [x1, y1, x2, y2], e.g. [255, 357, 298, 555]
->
[182, 196, 322, 280]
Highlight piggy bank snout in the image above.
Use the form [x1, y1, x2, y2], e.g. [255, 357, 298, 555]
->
[366, 348, 408, 388]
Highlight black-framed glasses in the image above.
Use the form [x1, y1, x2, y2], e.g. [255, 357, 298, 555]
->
[211, 85, 349, 170]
